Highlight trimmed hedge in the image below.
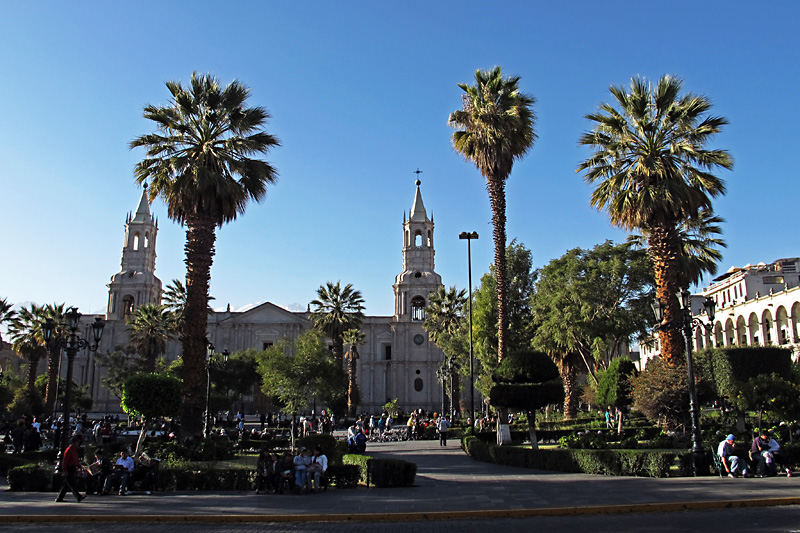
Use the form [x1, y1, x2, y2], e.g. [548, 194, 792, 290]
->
[463, 436, 690, 477]
[342, 454, 417, 487]
[325, 464, 361, 488]
[8, 464, 53, 491]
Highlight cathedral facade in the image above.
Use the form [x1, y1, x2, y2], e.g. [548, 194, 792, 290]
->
[68, 180, 449, 415]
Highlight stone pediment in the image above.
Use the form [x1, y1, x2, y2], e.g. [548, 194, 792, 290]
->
[220, 302, 310, 326]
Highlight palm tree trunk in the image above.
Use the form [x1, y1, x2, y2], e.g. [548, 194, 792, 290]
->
[180, 215, 217, 439]
[26, 353, 41, 391]
[44, 345, 60, 411]
[487, 177, 508, 363]
[347, 354, 357, 417]
[648, 223, 683, 366]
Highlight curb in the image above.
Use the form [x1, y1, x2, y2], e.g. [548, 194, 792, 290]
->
[3, 497, 800, 523]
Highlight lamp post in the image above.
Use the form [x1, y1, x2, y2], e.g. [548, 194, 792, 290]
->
[204, 343, 230, 438]
[653, 289, 715, 473]
[43, 307, 104, 455]
[444, 356, 459, 419]
[459, 231, 478, 427]
[435, 366, 446, 417]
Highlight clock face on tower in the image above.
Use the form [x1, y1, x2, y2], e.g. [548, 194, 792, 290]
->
[413, 334, 425, 345]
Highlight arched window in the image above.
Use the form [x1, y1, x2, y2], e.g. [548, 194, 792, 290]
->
[411, 296, 425, 321]
[122, 295, 135, 317]
[144, 232, 150, 248]
[415, 232, 422, 247]
[133, 232, 140, 251]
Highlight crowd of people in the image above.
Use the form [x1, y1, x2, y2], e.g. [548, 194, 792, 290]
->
[717, 430, 793, 478]
[254, 445, 328, 495]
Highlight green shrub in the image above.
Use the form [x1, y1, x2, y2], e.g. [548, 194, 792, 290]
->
[145, 436, 235, 463]
[366, 458, 416, 487]
[0, 454, 37, 476]
[8, 464, 52, 491]
[342, 453, 371, 483]
[325, 464, 360, 488]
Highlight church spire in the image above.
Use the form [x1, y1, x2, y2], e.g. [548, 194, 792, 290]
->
[410, 179, 427, 222]
[132, 186, 152, 222]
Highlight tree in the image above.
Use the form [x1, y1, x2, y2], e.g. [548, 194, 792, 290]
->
[472, 241, 536, 411]
[163, 278, 215, 333]
[131, 72, 281, 437]
[628, 207, 726, 288]
[96, 347, 149, 399]
[449, 66, 536, 364]
[0, 297, 16, 344]
[578, 75, 733, 366]
[310, 281, 365, 363]
[39, 303, 67, 410]
[7, 304, 48, 390]
[424, 286, 468, 415]
[343, 328, 365, 417]
[530, 241, 653, 386]
[489, 350, 562, 447]
[127, 303, 175, 373]
[121, 373, 182, 455]
[256, 330, 347, 421]
[595, 358, 637, 434]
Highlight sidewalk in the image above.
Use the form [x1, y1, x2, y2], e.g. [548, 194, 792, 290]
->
[1, 439, 798, 522]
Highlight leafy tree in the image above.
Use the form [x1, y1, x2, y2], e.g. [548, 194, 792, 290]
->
[449, 67, 536, 364]
[34, 374, 93, 413]
[8, 304, 48, 390]
[343, 328, 365, 417]
[96, 347, 148, 399]
[9, 386, 44, 418]
[578, 75, 732, 366]
[472, 241, 536, 409]
[595, 357, 638, 434]
[210, 349, 259, 410]
[121, 373, 181, 455]
[131, 72, 280, 437]
[489, 350, 562, 447]
[256, 330, 347, 417]
[530, 241, 653, 400]
[127, 303, 175, 373]
[310, 281, 365, 363]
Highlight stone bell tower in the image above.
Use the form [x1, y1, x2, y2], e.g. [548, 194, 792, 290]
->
[106, 188, 162, 321]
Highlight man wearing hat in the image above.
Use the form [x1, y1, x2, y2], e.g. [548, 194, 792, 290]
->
[718, 434, 748, 478]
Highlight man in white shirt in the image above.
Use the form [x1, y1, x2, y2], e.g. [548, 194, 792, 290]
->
[718, 434, 747, 478]
[437, 416, 451, 447]
[103, 450, 135, 495]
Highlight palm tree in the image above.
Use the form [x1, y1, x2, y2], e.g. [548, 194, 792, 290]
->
[310, 281, 365, 363]
[424, 285, 468, 416]
[0, 297, 16, 345]
[8, 304, 47, 390]
[578, 75, 732, 366]
[131, 72, 281, 437]
[163, 278, 215, 335]
[343, 328, 365, 417]
[41, 303, 67, 411]
[449, 66, 536, 363]
[628, 207, 726, 289]
[127, 303, 175, 373]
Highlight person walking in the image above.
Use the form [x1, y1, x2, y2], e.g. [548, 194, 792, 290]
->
[437, 416, 451, 447]
[55, 436, 85, 503]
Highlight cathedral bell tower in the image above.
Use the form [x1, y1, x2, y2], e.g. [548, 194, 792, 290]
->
[393, 180, 443, 322]
[106, 188, 162, 321]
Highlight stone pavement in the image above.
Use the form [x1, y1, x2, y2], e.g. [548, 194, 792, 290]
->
[1, 439, 799, 523]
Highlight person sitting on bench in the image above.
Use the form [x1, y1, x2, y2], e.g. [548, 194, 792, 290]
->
[718, 434, 748, 478]
[751, 430, 792, 477]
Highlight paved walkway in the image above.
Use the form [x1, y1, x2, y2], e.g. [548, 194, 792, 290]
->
[1, 439, 799, 522]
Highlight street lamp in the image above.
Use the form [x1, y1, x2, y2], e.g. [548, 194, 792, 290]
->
[459, 231, 478, 427]
[43, 307, 104, 455]
[203, 342, 229, 438]
[435, 366, 446, 417]
[444, 356, 460, 419]
[652, 289, 715, 472]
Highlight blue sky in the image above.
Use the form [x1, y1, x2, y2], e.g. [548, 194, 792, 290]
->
[1, 2, 798, 317]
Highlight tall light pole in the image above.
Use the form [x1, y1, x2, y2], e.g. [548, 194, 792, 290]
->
[204, 342, 229, 438]
[653, 289, 715, 475]
[43, 308, 104, 456]
[459, 231, 478, 427]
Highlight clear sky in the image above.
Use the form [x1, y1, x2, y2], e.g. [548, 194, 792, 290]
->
[1, 2, 798, 317]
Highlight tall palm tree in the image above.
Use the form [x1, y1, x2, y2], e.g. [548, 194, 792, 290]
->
[127, 303, 175, 373]
[131, 72, 281, 436]
[310, 281, 365, 363]
[162, 278, 214, 335]
[628, 207, 726, 289]
[578, 75, 732, 366]
[8, 304, 47, 390]
[41, 303, 67, 411]
[343, 328, 365, 417]
[0, 297, 16, 345]
[449, 66, 536, 363]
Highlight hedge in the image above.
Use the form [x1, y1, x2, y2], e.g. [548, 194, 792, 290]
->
[463, 436, 691, 477]
[342, 454, 416, 487]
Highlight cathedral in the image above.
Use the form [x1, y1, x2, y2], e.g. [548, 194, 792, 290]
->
[60, 180, 453, 415]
